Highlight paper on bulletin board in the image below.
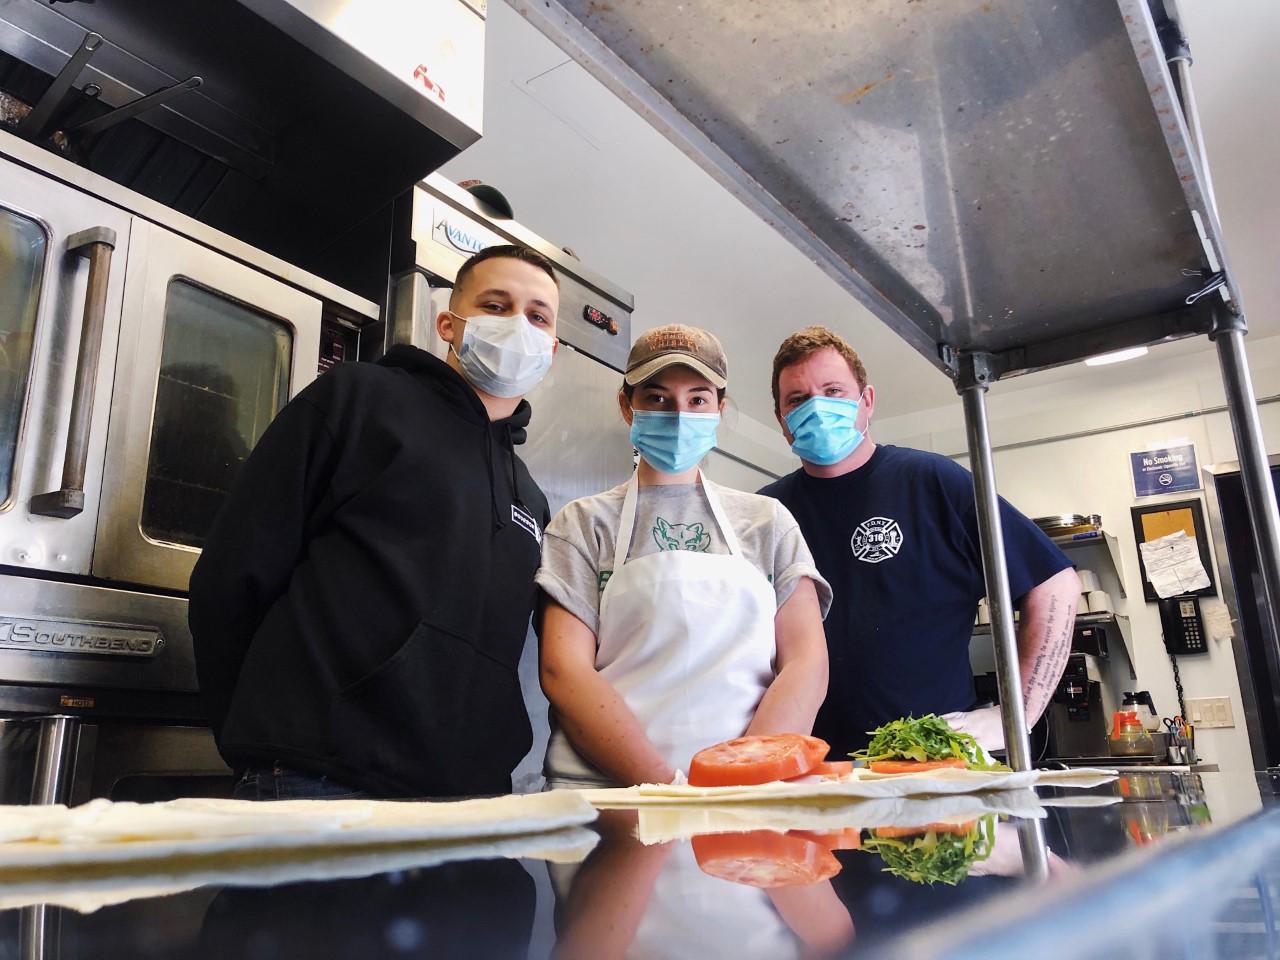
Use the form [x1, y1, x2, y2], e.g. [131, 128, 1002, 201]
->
[1138, 531, 1212, 599]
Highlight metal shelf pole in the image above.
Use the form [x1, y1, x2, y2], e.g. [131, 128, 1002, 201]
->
[1215, 324, 1280, 669]
[959, 354, 1049, 877]
[959, 358, 1028, 765]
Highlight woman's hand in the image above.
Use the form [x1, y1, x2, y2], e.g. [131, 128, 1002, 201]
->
[539, 598, 676, 785]
[744, 577, 829, 738]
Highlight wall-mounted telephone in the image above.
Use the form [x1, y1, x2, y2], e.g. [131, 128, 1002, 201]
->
[1159, 594, 1207, 654]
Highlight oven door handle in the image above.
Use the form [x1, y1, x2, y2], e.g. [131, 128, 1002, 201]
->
[30, 227, 118, 519]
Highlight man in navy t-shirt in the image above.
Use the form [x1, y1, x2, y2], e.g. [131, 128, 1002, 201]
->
[758, 326, 1080, 755]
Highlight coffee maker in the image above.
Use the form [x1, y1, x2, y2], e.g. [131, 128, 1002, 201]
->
[1047, 652, 1118, 758]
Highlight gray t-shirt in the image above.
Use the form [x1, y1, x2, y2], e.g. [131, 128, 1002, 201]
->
[536, 478, 833, 635]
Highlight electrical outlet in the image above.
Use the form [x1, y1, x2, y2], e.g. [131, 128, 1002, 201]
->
[1185, 697, 1235, 729]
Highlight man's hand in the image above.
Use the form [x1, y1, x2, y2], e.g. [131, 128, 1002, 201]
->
[967, 821, 1077, 880]
[942, 705, 1005, 755]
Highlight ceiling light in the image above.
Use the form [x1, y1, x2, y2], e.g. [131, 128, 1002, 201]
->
[1085, 346, 1149, 366]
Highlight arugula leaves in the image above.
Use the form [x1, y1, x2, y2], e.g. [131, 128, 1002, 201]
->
[852, 714, 1007, 771]
[861, 816, 997, 885]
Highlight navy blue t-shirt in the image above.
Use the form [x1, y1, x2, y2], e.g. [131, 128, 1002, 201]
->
[759, 444, 1072, 753]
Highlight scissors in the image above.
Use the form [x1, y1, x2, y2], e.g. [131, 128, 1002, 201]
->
[1163, 717, 1186, 740]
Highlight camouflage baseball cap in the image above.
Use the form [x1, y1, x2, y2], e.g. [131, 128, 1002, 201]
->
[624, 324, 728, 389]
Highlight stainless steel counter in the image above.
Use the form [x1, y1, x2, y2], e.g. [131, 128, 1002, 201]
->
[1, 770, 1276, 959]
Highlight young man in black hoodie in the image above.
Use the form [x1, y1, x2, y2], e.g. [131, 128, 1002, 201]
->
[188, 245, 560, 800]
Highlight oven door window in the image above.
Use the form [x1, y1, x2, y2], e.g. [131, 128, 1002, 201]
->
[141, 279, 291, 548]
[0, 209, 47, 507]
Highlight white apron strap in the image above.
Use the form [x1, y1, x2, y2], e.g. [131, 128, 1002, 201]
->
[611, 470, 743, 575]
[699, 473, 744, 556]
[612, 471, 641, 575]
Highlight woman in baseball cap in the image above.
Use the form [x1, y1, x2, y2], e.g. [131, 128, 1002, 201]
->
[534, 324, 833, 789]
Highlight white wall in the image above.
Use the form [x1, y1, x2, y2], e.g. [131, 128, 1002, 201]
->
[874, 334, 1280, 772]
[716, 398, 798, 480]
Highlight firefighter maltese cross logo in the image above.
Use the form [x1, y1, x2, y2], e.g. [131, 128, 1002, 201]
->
[850, 517, 903, 564]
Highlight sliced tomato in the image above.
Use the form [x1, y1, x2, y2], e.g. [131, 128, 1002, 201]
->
[788, 827, 862, 850]
[687, 734, 830, 787]
[867, 757, 968, 775]
[873, 821, 976, 839]
[692, 830, 842, 887]
[811, 760, 854, 778]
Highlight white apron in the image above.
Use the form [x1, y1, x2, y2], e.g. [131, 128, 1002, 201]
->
[545, 472, 778, 785]
[629, 842, 800, 960]
[547, 842, 801, 960]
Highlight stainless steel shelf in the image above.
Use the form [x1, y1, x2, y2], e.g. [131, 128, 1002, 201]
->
[972, 611, 1123, 637]
[1049, 531, 1128, 599]
[512, 0, 1240, 381]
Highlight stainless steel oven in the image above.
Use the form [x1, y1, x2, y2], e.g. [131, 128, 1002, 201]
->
[0, 0, 487, 808]
[0, 135, 378, 803]
[1, 153, 324, 588]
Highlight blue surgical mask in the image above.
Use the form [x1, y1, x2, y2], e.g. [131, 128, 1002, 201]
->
[784, 395, 865, 466]
[451, 312, 555, 398]
[629, 410, 720, 474]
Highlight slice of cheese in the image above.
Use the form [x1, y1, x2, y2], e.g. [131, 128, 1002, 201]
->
[634, 788, 1049, 844]
[580, 767, 1118, 807]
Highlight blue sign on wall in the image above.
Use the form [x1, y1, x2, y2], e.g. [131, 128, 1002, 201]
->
[1131, 444, 1200, 497]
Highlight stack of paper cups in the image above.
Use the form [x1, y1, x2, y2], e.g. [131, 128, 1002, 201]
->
[1087, 590, 1113, 614]
[1078, 569, 1101, 592]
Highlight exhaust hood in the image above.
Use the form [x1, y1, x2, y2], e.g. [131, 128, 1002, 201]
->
[0, 0, 485, 282]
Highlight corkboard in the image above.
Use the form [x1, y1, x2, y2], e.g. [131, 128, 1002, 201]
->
[1130, 498, 1216, 602]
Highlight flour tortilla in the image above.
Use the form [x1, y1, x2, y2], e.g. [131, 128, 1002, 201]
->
[1038, 794, 1125, 808]
[0, 825, 599, 914]
[0, 805, 76, 843]
[581, 767, 1118, 807]
[0, 797, 377, 844]
[0, 790, 597, 868]
[57, 797, 377, 843]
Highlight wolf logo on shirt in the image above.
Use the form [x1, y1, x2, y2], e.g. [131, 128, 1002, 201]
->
[850, 517, 903, 563]
[653, 517, 711, 552]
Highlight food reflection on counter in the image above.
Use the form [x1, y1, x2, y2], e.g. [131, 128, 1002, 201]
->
[199, 858, 538, 960]
[1111, 770, 1212, 848]
[552, 810, 856, 960]
[859, 816, 996, 886]
[685, 814, 1039, 890]
[554, 799, 1085, 959]
[691, 830, 842, 887]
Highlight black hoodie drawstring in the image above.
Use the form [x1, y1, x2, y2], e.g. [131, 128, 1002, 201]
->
[484, 425, 503, 531]
[487, 423, 525, 533]
[506, 424, 528, 512]
[376, 346, 531, 534]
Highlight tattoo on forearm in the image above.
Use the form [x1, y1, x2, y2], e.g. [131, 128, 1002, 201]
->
[1023, 592, 1074, 716]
